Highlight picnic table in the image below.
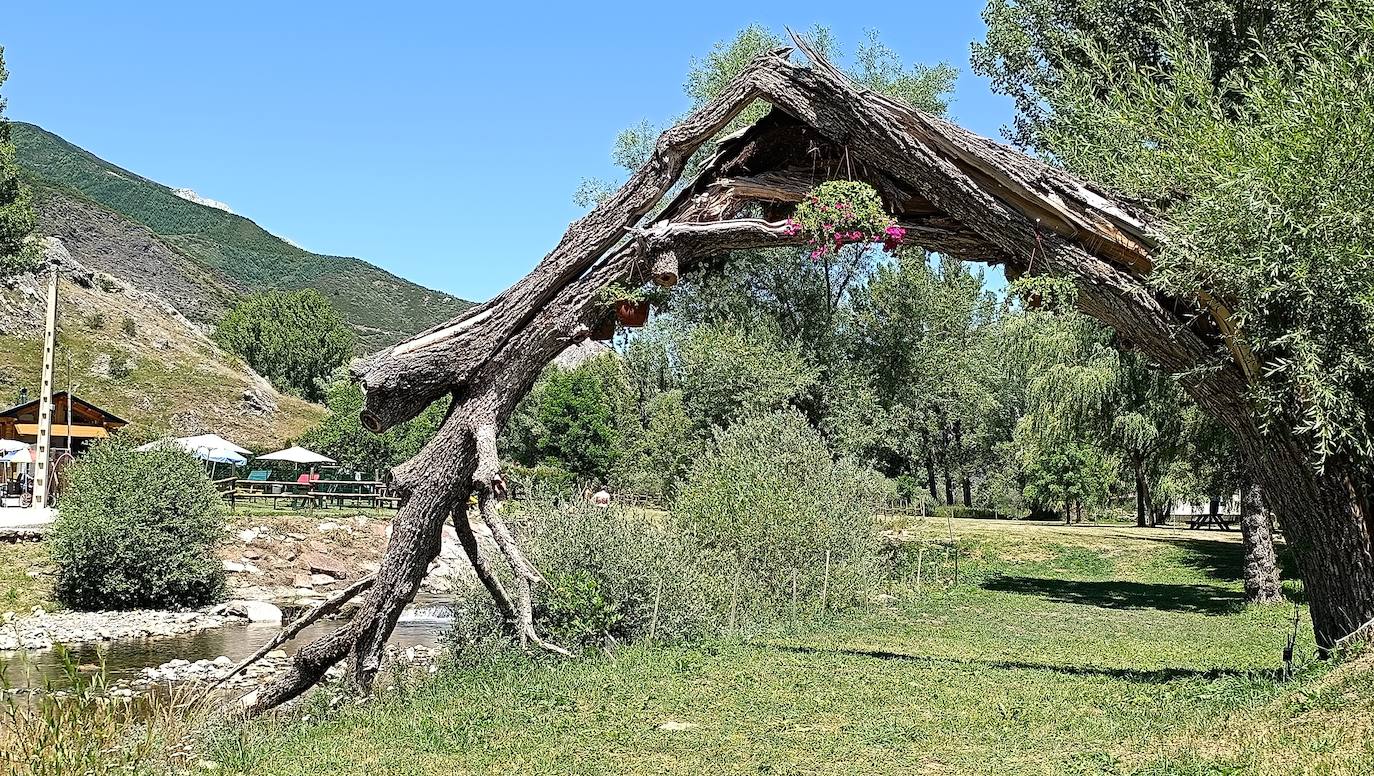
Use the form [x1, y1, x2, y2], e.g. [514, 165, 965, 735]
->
[1188, 512, 1237, 530]
[222, 478, 400, 511]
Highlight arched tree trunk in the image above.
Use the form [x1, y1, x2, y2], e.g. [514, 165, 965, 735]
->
[245, 36, 1374, 714]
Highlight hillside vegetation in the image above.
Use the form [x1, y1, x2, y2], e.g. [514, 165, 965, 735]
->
[0, 256, 323, 449]
[11, 122, 473, 350]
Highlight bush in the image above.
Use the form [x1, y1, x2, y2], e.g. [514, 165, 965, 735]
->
[447, 500, 722, 652]
[50, 436, 226, 610]
[673, 411, 885, 617]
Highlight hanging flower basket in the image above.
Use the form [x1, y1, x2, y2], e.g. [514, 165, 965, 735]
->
[590, 316, 616, 341]
[788, 180, 904, 261]
[615, 299, 650, 327]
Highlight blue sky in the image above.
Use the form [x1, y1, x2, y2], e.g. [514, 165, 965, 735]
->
[3, 1, 1013, 302]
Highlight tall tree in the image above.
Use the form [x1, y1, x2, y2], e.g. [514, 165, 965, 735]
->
[0, 46, 39, 277]
[214, 289, 356, 402]
[977, 0, 1374, 641]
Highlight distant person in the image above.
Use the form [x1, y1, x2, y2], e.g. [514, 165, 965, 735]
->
[591, 486, 611, 508]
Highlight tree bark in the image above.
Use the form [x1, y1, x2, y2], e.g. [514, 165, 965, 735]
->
[1239, 485, 1282, 605]
[1134, 460, 1149, 528]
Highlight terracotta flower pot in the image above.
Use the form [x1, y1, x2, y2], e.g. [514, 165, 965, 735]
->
[615, 299, 649, 327]
[590, 316, 616, 341]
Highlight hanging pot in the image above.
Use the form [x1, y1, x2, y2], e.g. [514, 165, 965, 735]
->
[615, 299, 649, 327]
[590, 316, 616, 341]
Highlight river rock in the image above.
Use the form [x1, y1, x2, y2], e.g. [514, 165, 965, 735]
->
[222, 560, 247, 573]
[228, 600, 282, 624]
[300, 551, 348, 579]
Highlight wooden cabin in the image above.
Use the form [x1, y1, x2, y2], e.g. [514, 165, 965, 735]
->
[0, 392, 128, 454]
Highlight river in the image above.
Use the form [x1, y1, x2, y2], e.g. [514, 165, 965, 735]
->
[1, 602, 455, 690]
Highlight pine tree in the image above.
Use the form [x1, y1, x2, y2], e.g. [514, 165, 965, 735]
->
[0, 46, 39, 276]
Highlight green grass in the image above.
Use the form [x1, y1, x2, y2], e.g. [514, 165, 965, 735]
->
[0, 541, 55, 615]
[206, 519, 1374, 775]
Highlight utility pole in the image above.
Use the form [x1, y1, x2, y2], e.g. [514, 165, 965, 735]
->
[32, 263, 59, 509]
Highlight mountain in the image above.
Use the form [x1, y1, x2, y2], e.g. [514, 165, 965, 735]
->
[0, 238, 325, 450]
[10, 122, 474, 351]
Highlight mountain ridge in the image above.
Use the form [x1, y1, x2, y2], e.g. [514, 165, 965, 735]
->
[10, 121, 474, 351]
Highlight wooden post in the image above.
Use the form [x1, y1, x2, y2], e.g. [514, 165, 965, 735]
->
[32, 266, 58, 509]
[916, 546, 924, 591]
[651, 250, 679, 287]
[649, 577, 662, 642]
[821, 550, 831, 613]
[729, 563, 742, 633]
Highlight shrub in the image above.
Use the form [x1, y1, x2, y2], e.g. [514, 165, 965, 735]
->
[120, 316, 136, 337]
[50, 436, 226, 610]
[673, 410, 885, 617]
[448, 500, 722, 652]
[85, 312, 105, 331]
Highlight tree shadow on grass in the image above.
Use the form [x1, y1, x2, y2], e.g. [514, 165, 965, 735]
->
[771, 644, 1268, 683]
[981, 574, 1245, 615]
[1134, 534, 1302, 590]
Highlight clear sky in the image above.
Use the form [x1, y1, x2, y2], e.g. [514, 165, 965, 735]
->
[2, 1, 1013, 302]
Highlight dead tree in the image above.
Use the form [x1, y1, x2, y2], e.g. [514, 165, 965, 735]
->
[245, 36, 1374, 714]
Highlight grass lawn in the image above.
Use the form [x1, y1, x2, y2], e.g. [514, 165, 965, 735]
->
[211, 518, 1373, 775]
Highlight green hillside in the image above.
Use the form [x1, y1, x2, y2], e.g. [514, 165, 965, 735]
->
[10, 122, 473, 350]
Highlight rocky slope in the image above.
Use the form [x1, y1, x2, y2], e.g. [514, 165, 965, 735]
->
[0, 238, 323, 449]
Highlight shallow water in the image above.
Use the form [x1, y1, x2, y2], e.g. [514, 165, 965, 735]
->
[1, 603, 453, 689]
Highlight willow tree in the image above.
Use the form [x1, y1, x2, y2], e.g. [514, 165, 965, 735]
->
[246, 32, 1373, 713]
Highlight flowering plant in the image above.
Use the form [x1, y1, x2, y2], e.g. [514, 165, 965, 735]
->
[786, 180, 905, 260]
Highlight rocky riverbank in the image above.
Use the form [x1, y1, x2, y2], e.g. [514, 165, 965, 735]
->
[0, 606, 244, 652]
[132, 644, 444, 694]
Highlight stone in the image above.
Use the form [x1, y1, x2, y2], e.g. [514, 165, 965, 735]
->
[317, 522, 340, 532]
[222, 560, 247, 573]
[310, 574, 338, 586]
[239, 601, 283, 624]
[266, 649, 288, 660]
[300, 551, 348, 579]
[292, 574, 315, 589]
[237, 529, 259, 543]
[658, 721, 696, 731]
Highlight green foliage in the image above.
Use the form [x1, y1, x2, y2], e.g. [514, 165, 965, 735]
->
[790, 180, 900, 260]
[301, 378, 447, 474]
[0, 48, 39, 278]
[971, 0, 1327, 149]
[451, 501, 721, 651]
[1020, 440, 1115, 520]
[119, 316, 135, 338]
[674, 411, 884, 612]
[677, 324, 819, 434]
[49, 436, 226, 610]
[505, 355, 631, 483]
[1040, 2, 1374, 466]
[214, 288, 355, 402]
[84, 312, 105, 331]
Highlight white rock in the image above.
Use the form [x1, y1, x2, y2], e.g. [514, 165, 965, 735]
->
[240, 601, 282, 624]
[222, 561, 247, 573]
[658, 721, 696, 731]
[266, 650, 288, 660]
[213, 656, 233, 667]
[237, 529, 258, 543]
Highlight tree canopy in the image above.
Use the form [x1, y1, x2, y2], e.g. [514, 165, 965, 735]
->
[0, 46, 39, 277]
[214, 288, 356, 403]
